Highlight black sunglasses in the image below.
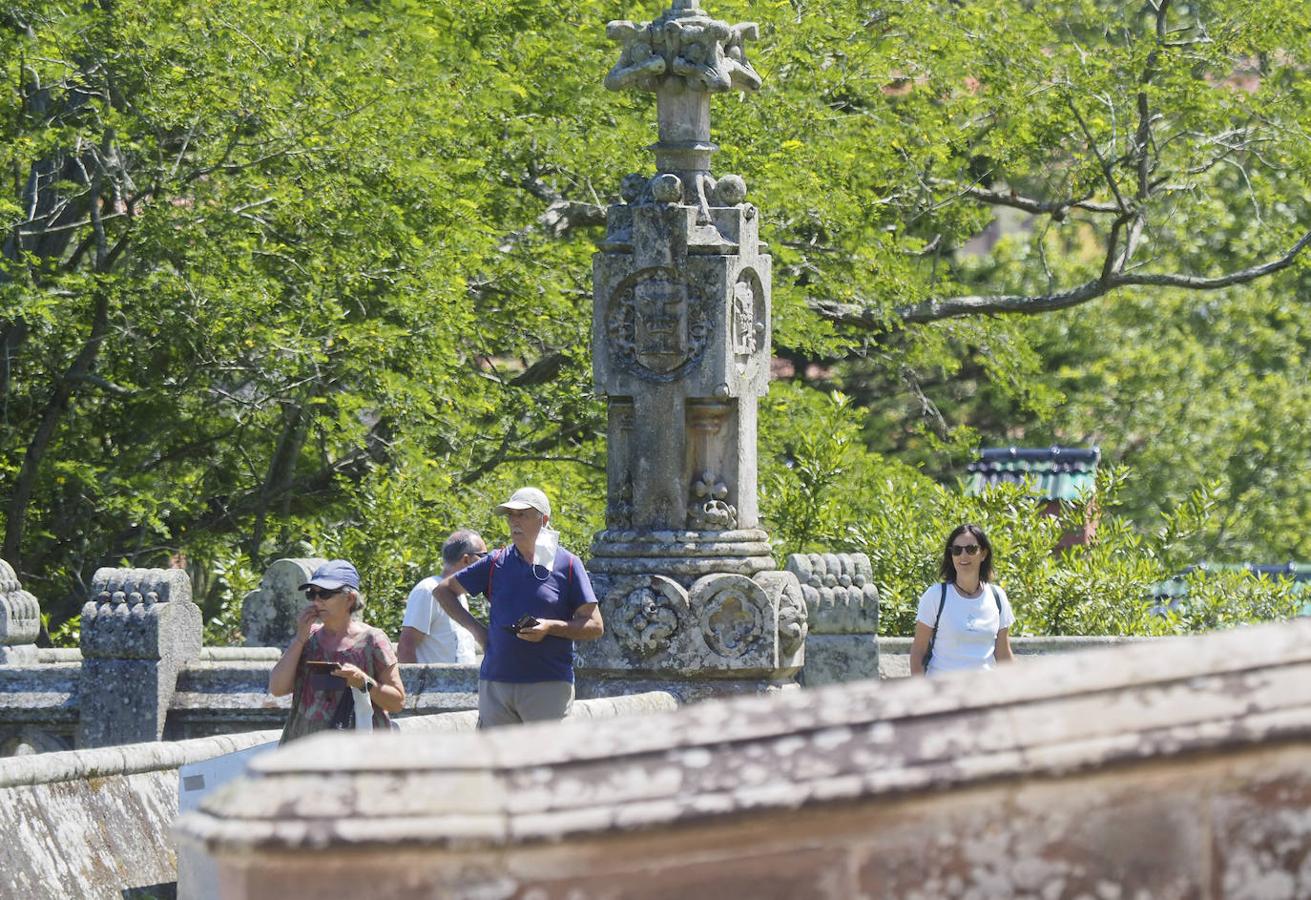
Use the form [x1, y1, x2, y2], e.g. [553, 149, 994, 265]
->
[305, 587, 345, 600]
[950, 544, 981, 556]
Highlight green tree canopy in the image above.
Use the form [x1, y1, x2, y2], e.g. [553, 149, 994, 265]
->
[2, 0, 1308, 633]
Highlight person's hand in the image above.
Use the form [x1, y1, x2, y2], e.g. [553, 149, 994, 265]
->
[294, 604, 318, 643]
[333, 662, 371, 691]
[514, 619, 556, 643]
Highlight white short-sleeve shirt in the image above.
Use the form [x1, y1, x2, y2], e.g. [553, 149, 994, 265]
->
[915, 582, 1015, 675]
[401, 576, 479, 664]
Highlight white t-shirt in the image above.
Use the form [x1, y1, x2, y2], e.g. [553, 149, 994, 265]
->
[401, 576, 479, 664]
[915, 582, 1015, 675]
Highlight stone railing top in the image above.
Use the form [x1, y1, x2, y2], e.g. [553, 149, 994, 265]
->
[179, 618, 1311, 852]
[0, 727, 278, 789]
[25, 646, 297, 664]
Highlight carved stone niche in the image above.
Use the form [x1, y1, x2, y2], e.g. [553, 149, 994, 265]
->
[601, 575, 689, 667]
[579, 568, 805, 680]
[0, 558, 41, 664]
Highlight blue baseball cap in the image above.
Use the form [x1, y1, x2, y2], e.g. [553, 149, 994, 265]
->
[299, 559, 360, 592]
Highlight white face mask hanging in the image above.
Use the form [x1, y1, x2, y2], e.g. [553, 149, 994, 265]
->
[532, 526, 559, 572]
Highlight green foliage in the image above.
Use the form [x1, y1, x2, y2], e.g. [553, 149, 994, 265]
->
[42, 612, 79, 649]
[2, 0, 1307, 645]
[761, 383, 1307, 637]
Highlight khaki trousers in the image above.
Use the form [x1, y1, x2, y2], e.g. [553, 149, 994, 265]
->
[477, 679, 574, 728]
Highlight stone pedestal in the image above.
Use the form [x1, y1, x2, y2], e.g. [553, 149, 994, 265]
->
[240, 557, 326, 647]
[77, 567, 202, 748]
[785, 552, 881, 686]
[0, 558, 41, 665]
[579, 1, 803, 699]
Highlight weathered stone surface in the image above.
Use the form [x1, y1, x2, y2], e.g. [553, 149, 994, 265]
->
[0, 557, 41, 664]
[177, 617, 1311, 900]
[800, 634, 879, 687]
[240, 557, 326, 648]
[783, 553, 877, 685]
[0, 694, 675, 899]
[0, 727, 275, 899]
[78, 567, 203, 748]
[0, 663, 78, 755]
[784, 552, 879, 634]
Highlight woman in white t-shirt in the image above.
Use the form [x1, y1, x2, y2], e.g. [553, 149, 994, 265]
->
[909, 524, 1015, 676]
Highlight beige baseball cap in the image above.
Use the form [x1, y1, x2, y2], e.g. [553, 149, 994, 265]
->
[494, 487, 551, 518]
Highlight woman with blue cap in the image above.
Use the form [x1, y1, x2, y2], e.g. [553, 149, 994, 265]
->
[268, 559, 405, 743]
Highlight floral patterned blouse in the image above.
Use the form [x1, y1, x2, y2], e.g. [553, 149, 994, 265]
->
[279, 624, 398, 745]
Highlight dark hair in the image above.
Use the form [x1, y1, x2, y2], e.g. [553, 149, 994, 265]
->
[939, 523, 994, 583]
[442, 529, 484, 566]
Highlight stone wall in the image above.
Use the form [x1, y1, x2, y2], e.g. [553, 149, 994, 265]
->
[0, 693, 676, 899]
[0, 728, 276, 898]
[177, 617, 1311, 898]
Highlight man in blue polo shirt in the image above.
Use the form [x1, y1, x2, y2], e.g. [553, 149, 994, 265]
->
[433, 487, 603, 727]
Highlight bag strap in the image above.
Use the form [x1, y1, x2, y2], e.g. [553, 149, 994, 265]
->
[923, 582, 948, 670]
[487, 547, 505, 603]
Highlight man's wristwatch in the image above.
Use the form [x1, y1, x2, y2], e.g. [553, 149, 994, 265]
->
[356, 676, 375, 693]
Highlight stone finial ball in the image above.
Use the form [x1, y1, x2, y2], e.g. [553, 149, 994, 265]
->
[713, 174, 748, 206]
[650, 173, 683, 204]
[620, 173, 647, 203]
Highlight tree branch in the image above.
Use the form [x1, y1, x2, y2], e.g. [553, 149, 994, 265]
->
[935, 179, 1119, 218]
[809, 228, 1311, 326]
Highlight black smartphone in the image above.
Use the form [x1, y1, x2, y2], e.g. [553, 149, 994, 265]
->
[309, 673, 348, 691]
[506, 614, 540, 634]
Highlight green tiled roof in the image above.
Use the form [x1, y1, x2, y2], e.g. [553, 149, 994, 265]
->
[965, 447, 1100, 502]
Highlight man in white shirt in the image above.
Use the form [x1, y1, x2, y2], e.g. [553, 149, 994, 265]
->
[397, 530, 486, 664]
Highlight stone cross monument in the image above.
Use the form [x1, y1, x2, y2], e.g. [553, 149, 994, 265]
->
[579, 0, 806, 700]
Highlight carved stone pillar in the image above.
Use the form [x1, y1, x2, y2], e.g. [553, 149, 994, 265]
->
[581, 1, 805, 700]
[77, 567, 202, 747]
[0, 558, 41, 665]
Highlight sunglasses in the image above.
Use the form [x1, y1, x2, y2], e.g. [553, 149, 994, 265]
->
[471, 551, 489, 559]
[304, 587, 345, 600]
[950, 544, 981, 556]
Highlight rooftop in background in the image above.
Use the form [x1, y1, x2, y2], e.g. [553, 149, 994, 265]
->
[965, 446, 1101, 503]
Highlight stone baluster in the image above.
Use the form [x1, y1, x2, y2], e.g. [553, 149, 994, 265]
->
[785, 552, 881, 685]
[77, 567, 202, 748]
[0, 558, 41, 665]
